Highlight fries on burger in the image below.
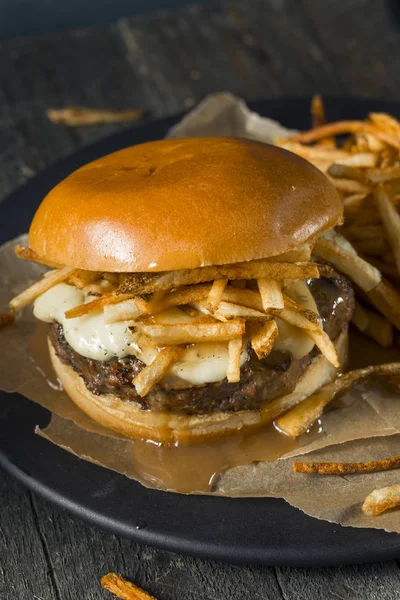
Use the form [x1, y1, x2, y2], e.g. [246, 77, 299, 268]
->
[10, 137, 354, 443]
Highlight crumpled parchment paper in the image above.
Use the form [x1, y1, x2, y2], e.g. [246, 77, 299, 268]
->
[2, 93, 400, 533]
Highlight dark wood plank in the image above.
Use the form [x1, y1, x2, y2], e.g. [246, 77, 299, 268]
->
[0, 473, 60, 599]
[275, 561, 400, 599]
[24, 472, 284, 600]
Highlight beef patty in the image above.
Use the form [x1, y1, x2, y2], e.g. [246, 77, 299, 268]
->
[49, 271, 354, 415]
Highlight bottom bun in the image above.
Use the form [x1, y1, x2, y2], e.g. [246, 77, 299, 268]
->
[49, 329, 348, 444]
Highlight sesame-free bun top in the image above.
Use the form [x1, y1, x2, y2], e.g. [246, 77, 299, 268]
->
[29, 137, 343, 272]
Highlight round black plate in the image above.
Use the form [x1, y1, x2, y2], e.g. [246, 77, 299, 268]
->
[2, 97, 400, 566]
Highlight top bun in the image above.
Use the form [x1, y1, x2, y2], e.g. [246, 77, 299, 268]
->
[29, 137, 342, 272]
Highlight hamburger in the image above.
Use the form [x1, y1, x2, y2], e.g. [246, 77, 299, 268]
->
[10, 137, 353, 444]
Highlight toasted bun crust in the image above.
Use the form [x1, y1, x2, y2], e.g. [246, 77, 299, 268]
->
[30, 138, 342, 272]
[49, 329, 348, 444]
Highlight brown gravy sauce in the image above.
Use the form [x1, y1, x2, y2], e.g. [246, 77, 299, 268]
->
[29, 323, 400, 493]
[127, 421, 322, 493]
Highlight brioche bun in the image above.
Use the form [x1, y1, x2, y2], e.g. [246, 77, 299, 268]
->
[29, 137, 342, 273]
[49, 330, 348, 444]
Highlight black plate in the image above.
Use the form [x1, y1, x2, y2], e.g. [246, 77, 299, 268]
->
[2, 97, 400, 567]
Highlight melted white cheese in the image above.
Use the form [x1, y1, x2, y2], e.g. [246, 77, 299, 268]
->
[33, 279, 319, 384]
[33, 283, 140, 361]
[33, 283, 248, 385]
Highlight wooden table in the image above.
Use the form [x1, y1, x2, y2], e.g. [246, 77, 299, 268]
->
[2, 1, 400, 597]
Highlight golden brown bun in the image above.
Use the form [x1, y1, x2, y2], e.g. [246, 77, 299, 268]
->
[30, 138, 342, 272]
[49, 329, 347, 444]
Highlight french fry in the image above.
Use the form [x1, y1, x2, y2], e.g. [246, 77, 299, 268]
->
[367, 278, 400, 331]
[9, 266, 77, 312]
[279, 293, 335, 364]
[227, 337, 243, 382]
[103, 272, 123, 284]
[0, 311, 15, 328]
[321, 230, 358, 254]
[104, 297, 150, 324]
[353, 132, 370, 153]
[82, 279, 116, 295]
[162, 284, 265, 319]
[141, 319, 245, 345]
[182, 308, 217, 324]
[351, 300, 370, 332]
[275, 306, 319, 332]
[207, 279, 228, 311]
[65, 292, 134, 319]
[101, 572, 157, 600]
[311, 95, 337, 149]
[300, 159, 335, 173]
[362, 484, 400, 516]
[274, 381, 344, 438]
[118, 260, 322, 295]
[352, 301, 393, 347]
[368, 112, 400, 137]
[43, 269, 57, 278]
[133, 347, 184, 396]
[313, 237, 382, 292]
[179, 304, 204, 319]
[275, 362, 400, 438]
[311, 94, 326, 128]
[279, 141, 350, 163]
[281, 121, 400, 150]
[329, 178, 370, 194]
[222, 287, 264, 311]
[338, 152, 377, 167]
[14, 244, 61, 268]
[261, 343, 342, 424]
[249, 319, 278, 360]
[366, 165, 400, 183]
[294, 455, 400, 475]
[375, 184, 400, 274]
[68, 270, 103, 290]
[214, 301, 272, 321]
[273, 244, 313, 262]
[307, 327, 340, 368]
[364, 132, 386, 152]
[327, 164, 365, 182]
[317, 139, 336, 149]
[379, 145, 399, 169]
[48, 106, 144, 126]
[257, 278, 284, 310]
[289, 373, 359, 439]
[151, 284, 212, 314]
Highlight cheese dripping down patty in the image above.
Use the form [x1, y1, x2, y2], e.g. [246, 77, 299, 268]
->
[33, 280, 318, 386]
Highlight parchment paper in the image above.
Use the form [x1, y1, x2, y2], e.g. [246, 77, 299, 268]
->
[2, 93, 400, 533]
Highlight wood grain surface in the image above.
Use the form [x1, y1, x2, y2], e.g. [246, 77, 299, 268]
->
[2, 1, 400, 598]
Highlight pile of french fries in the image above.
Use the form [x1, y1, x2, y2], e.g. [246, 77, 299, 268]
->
[276, 97, 400, 516]
[278, 96, 400, 349]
